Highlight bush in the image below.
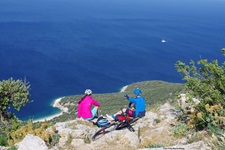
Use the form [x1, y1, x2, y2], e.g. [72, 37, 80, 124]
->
[0, 133, 7, 146]
[187, 104, 225, 133]
[154, 118, 161, 124]
[172, 123, 188, 137]
[8, 122, 60, 147]
[145, 143, 164, 148]
[208, 132, 225, 149]
[175, 48, 225, 132]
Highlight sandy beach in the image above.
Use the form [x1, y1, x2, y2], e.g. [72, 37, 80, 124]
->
[33, 97, 66, 123]
[120, 85, 128, 92]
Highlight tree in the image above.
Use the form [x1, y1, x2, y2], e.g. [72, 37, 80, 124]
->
[0, 78, 30, 119]
[175, 48, 225, 131]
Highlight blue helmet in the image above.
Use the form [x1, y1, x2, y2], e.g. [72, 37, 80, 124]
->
[133, 88, 142, 95]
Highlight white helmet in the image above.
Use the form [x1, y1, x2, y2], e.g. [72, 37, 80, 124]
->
[85, 89, 92, 95]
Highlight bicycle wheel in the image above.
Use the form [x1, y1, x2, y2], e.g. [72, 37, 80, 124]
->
[116, 121, 135, 132]
[116, 118, 139, 131]
[116, 120, 128, 130]
[92, 123, 118, 141]
[129, 117, 139, 124]
[127, 125, 135, 132]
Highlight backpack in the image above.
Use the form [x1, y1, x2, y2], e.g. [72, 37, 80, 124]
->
[96, 116, 109, 127]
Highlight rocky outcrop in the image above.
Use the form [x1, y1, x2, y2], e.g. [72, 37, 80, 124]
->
[47, 103, 210, 150]
[4, 103, 211, 150]
[15, 134, 48, 150]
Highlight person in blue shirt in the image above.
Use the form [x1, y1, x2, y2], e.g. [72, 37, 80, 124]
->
[107, 88, 146, 120]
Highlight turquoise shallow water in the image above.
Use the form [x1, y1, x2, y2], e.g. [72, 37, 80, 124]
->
[0, 0, 225, 120]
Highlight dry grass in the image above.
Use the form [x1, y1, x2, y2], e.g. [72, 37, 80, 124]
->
[138, 124, 180, 148]
[67, 120, 94, 129]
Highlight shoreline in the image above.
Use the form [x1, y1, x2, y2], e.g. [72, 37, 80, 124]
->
[120, 85, 128, 92]
[33, 97, 67, 123]
[33, 85, 128, 123]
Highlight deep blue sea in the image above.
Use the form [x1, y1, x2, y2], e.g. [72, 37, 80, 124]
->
[0, 0, 225, 120]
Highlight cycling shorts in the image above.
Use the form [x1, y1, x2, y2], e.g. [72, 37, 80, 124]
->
[86, 107, 98, 121]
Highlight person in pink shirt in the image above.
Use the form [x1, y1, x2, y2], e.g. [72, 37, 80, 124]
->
[77, 89, 100, 120]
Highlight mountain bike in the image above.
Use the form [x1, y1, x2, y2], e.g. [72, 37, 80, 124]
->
[92, 104, 140, 141]
[91, 121, 118, 141]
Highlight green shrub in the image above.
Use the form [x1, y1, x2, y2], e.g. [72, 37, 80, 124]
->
[187, 132, 202, 144]
[208, 133, 225, 150]
[8, 146, 17, 150]
[175, 49, 225, 132]
[172, 123, 188, 137]
[154, 118, 161, 124]
[145, 143, 164, 148]
[187, 104, 225, 133]
[8, 122, 60, 147]
[0, 133, 7, 146]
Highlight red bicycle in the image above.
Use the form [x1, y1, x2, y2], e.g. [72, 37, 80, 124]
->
[92, 105, 139, 141]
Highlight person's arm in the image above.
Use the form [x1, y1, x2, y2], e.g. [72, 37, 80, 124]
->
[127, 97, 136, 104]
[91, 98, 100, 106]
[124, 94, 136, 103]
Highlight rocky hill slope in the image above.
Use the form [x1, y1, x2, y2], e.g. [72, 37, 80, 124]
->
[8, 103, 211, 150]
[0, 80, 214, 150]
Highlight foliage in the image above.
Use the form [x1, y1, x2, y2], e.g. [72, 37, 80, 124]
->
[49, 133, 61, 147]
[145, 143, 165, 148]
[7, 122, 60, 147]
[208, 132, 225, 150]
[138, 126, 141, 142]
[188, 104, 225, 134]
[172, 123, 188, 137]
[0, 78, 30, 115]
[154, 118, 161, 124]
[175, 48, 225, 131]
[66, 134, 73, 144]
[84, 135, 91, 144]
[0, 77, 33, 147]
[8, 146, 17, 150]
[187, 132, 204, 144]
[0, 113, 25, 146]
[0, 132, 7, 146]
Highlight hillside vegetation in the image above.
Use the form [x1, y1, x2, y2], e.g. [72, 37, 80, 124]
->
[50, 80, 184, 124]
[0, 80, 184, 148]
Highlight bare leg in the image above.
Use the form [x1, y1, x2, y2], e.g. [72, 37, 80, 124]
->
[94, 106, 100, 116]
[113, 108, 126, 117]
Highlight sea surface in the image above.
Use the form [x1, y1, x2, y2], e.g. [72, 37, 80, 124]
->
[0, 0, 225, 120]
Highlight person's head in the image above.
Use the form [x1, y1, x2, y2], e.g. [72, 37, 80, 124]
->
[133, 88, 142, 96]
[85, 89, 92, 95]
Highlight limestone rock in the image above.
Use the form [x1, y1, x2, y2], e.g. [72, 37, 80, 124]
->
[16, 134, 48, 150]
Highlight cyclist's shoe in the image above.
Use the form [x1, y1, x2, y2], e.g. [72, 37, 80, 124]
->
[106, 114, 115, 121]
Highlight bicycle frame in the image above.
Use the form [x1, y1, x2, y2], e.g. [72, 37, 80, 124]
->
[92, 103, 140, 141]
